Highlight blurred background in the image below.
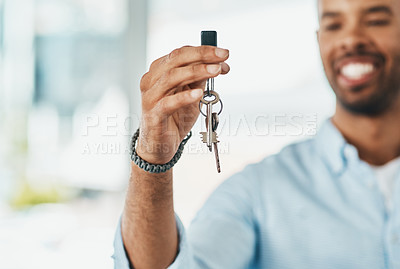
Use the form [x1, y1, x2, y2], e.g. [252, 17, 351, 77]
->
[0, 0, 335, 268]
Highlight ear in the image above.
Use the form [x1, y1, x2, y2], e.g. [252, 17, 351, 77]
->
[316, 29, 320, 42]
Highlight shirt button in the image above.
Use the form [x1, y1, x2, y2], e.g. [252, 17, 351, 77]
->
[344, 145, 357, 159]
[344, 147, 352, 158]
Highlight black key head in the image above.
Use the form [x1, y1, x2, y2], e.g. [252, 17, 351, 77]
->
[201, 31, 217, 47]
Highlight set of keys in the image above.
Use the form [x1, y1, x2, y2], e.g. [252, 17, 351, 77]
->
[199, 31, 223, 173]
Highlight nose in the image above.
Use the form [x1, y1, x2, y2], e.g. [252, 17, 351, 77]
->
[339, 24, 371, 52]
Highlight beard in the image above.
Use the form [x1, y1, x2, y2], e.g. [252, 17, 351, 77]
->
[329, 58, 400, 117]
[336, 83, 397, 117]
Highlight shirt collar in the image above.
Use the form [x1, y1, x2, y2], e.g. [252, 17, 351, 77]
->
[315, 118, 359, 175]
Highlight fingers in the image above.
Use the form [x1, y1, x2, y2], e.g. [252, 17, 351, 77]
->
[142, 46, 229, 90]
[142, 61, 229, 105]
[157, 88, 203, 116]
[166, 46, 229, 68]
[157, 63, 223, 92]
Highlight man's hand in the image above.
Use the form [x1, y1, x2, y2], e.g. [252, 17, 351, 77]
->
[137, 45, 230, 164]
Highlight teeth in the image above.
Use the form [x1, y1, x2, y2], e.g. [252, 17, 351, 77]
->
[341, 63, 374, 79]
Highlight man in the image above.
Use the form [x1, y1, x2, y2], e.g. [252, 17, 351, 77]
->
[113, 0, 400, 268]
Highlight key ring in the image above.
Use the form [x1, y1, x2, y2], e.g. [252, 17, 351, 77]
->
[199, 90, 224, 117]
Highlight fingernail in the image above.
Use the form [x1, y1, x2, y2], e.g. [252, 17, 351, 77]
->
[191, 89, 203, 99]
[215, 48, 229, 58]
[207, 64, 221, 74]
[221, 64, 230, 73]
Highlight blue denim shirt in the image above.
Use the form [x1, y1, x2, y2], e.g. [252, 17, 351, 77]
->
[113, 119, 400, 269]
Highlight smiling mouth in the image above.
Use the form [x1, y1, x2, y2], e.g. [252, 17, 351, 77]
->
[342, 63, 374, 79]
[335, 56, 383, 89]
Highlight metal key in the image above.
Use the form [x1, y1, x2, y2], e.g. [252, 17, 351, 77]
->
[211, 112, 221, 173]
[199, 117, 218, 151]
[200, 113, 219, 147]
[200, 129, 218, 147]
[199, 91, 220, 150]
[199, 91, 224, 173]
[200, 104, 221, 173]
[199, 113, 221, 173]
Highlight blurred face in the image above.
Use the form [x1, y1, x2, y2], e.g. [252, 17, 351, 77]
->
[318, 0, 400, 116]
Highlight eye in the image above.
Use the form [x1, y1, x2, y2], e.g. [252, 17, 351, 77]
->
[366, 20, 390, 26]
[325, 23, 341, 31]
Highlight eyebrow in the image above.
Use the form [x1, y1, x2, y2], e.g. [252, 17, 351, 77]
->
[364, 5, 393, 15]
[320, 5, 393, 20]
[321, 11, 341, 20]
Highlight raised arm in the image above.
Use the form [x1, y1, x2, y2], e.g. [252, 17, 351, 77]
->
[121, 45, 230, 269]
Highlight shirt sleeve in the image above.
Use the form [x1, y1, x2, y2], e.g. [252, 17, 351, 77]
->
[112, 218, 131, 269]
[113, 165, 259, 269]
[184, 166, 258, 268]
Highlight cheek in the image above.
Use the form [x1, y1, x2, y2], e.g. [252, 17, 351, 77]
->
[389, 41, 400, 67]
[376, 40, 400, 73]
[319, 38, 334, 74]
[372, 28, 400, 66]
